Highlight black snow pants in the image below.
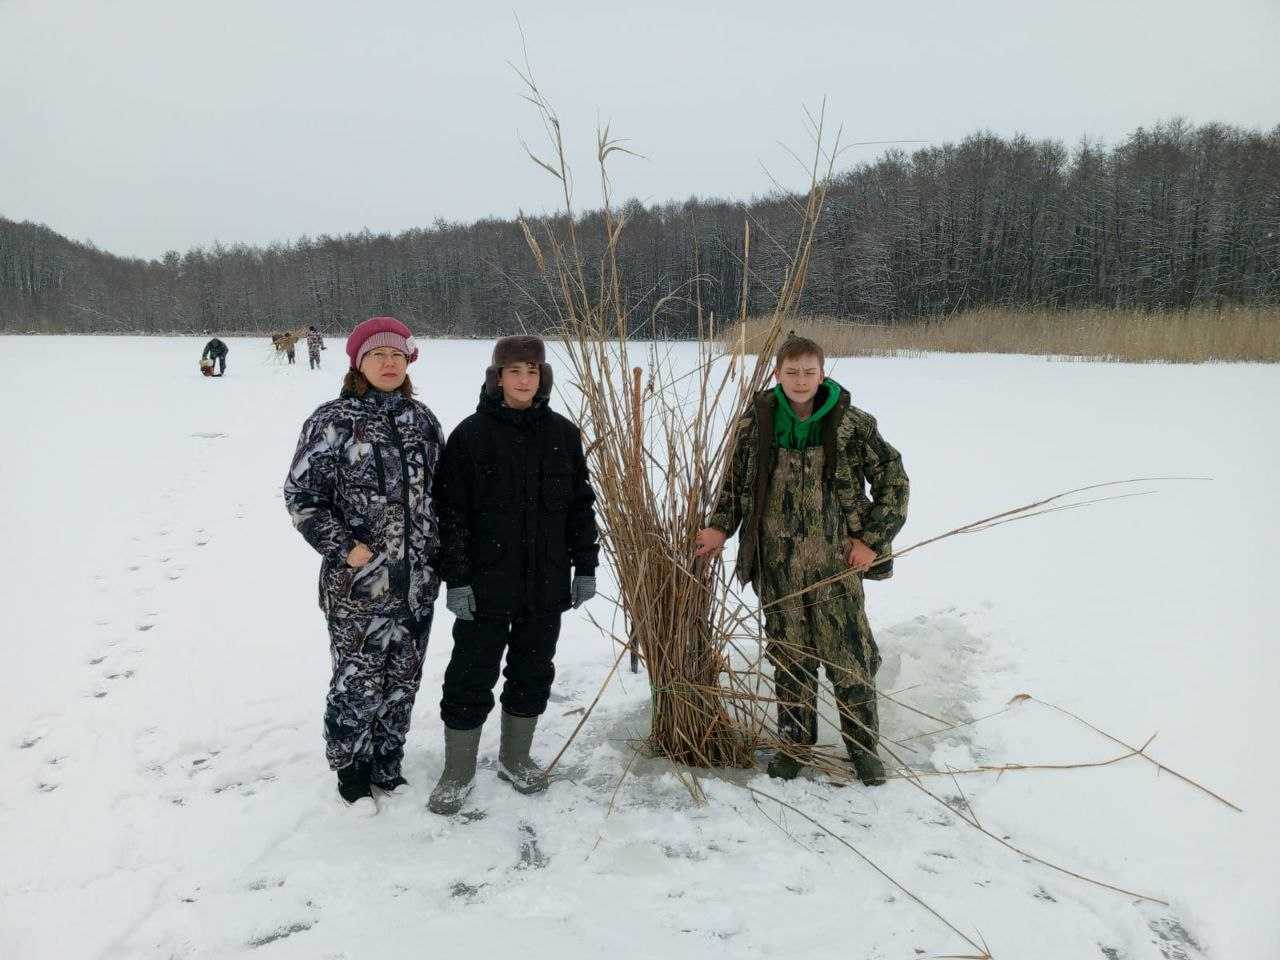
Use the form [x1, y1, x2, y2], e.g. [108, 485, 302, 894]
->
[324, 608, 432, 781]
[439, 613, 561, 730]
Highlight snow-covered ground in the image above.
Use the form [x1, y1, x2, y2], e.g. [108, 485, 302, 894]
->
[1, 336, 1275, 960]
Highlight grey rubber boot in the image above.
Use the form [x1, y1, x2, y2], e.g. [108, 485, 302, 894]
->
[496, 711, 549, 795]
[427, 725, 482, 815]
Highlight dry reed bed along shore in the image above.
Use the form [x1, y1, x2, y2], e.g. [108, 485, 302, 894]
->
[727, 306, 1280, 363]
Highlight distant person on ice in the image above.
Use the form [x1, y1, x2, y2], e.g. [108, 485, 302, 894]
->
[695, 335, 909, 786]
[427, 335, 599, 815]
[306, 326, 326, 369]
[200, 337, 228, 377]
[283, 316, 444, 814]
[272, 332, 297, 364]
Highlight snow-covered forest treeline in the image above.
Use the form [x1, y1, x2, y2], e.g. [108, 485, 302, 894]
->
[3, 119, 1278, 336]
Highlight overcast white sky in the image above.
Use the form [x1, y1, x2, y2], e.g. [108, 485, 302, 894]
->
[2, 0, 1277, 261]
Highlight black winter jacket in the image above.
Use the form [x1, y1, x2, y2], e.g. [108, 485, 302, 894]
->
[435, 389, 598, 618]
[284, 388, 444, 620]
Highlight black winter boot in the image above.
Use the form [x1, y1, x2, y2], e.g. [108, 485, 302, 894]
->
[336, 762, 376, 815]
[497, 711, 549, 795]
[372, 774, 409, 794]
[851, 748, 886, 787]
[767, 749, 804, 780]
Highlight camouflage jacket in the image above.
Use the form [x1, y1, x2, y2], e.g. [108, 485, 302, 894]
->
[284, 388, 444, 620]
[706, 383, 909, 585]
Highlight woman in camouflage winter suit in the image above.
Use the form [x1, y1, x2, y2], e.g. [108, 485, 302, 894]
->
[284, 316, 444, 813]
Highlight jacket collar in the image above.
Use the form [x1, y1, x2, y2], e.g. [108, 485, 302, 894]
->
[476, 386, 550, 426]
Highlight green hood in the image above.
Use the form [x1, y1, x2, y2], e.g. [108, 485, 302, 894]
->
[773, 378, 842, 450]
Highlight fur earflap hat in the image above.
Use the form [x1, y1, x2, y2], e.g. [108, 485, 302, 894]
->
[484, 334, 554, 399]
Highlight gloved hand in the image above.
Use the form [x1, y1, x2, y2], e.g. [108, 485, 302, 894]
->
[570, 575, 596, 609]
[446, 586, 476, 621]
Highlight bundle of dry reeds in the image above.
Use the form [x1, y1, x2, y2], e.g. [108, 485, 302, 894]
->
[270, 329, 307, 354]
[515, 72, 842, 769]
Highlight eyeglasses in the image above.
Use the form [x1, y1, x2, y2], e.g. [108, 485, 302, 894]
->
[366, 349, 407, 364]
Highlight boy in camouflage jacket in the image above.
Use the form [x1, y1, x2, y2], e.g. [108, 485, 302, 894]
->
[696, 336, 909, 784]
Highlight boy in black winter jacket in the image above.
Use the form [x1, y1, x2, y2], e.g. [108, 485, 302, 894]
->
[428, 335, 599, 814]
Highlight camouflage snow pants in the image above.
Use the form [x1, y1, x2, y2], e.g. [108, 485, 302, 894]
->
[759, 447, 881, 760]
[324, 609, 433, 779]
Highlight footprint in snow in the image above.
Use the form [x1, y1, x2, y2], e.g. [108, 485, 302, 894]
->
[246, 920, 314, 949]
[18, 736, 42, 750]
[245, 877, 286, 892]
[213, 772, 278, 797]
[516, 822, 549, 870]
[1147, 917, 1204, 960]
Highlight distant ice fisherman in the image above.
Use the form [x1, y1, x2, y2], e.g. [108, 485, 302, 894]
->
[199, 337, 228, 377]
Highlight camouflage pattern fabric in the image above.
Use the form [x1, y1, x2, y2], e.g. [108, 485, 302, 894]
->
[705, 382, 908, 759]
[758, 446, 881, 756]
[307, 331, 324, 367]
[706, 384, 909, 586]
[325, 610, 433, 777]
[284, 389, 444, 621]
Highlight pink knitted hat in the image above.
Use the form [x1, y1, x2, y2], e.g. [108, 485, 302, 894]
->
[346, 316, 419, 370]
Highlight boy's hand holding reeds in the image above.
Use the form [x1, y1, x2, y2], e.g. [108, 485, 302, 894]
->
[346, 542, 374, 568]
[694, 527, 727, 558]
[846, 538, 876, 572]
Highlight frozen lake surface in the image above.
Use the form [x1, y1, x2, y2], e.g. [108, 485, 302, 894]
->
[1, 335, 1275, 959]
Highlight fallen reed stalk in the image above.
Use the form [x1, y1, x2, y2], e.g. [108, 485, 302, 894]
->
[1023, 695, 1243, 812]
[746, 785, 994, 959]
